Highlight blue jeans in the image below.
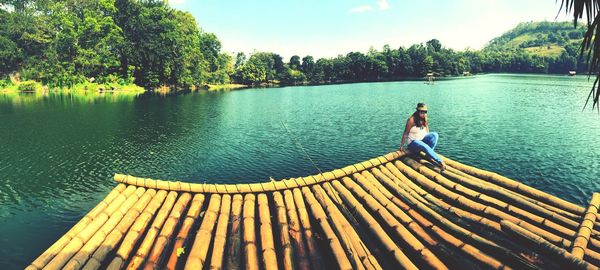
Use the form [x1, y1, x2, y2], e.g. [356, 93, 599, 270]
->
[407, 132, 443, 164]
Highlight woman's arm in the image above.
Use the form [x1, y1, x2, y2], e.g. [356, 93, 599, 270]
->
[400, 116, 413, 150]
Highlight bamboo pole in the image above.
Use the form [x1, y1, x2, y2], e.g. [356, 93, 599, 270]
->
[343, 175, 447, 270]
[243, 193, 259, 270]
[371, 166, 525, 269]
[257, 193, 278, 270]
[224, 194, 243, 269]
[320, 181, 366, 232]
[443, 161, 600, 230]
[381, 163, 503, 232]
[125, 191, 181, 269]
[292, 188, 324, 269]
[184, 194, 222, 270]
[67, 186, 147, 269]
[82, 188, 158, 270]
[573, 194, 600, 258]
[422, 158, 587, 235]
[445, 166, 600, 241]
[381, 162, 600, 265]
[440, 155, 585, 215]
[311, 184, 378, 270]
[357, 171, 440, 247]
[330, 179, 418, 270]
[408, 157, 575, 229]
[366, 168, 481, 270]
[300, 186, 353, 270]
[362, 169, 439, 246]
[28, 184, 127, 270]
[501, 220, 598, 270]
[110, 151, 400, 194]
[440, 164, 582, 229]
[318, 180, 386, 269]
[284, 189, 311, 270]
[143, 192, 193, 269]
[63, 187, 146, 270]
[401, 157, 600, 256]
[166, 194, 206, 269]
[397, 159, 589, 242]
[42, 185, 141, 270]
[208, 194, 232, 270]
[443, 165, 581, 220]
[273, 191, 294, 270]
[106, 190, 169, 270]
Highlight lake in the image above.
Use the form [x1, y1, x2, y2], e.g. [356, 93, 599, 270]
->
[1, 74, 599, 269]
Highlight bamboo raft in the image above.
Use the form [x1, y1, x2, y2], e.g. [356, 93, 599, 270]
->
[27, 151, 600, 270]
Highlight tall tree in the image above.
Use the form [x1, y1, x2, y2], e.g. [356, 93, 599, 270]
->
[247, 52, 275, 82]
[199, 32, 221, 72]
[301, 55, 314, 77]
[289, 55, 300, 70]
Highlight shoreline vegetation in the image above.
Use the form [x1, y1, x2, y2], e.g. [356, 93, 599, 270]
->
[0, 72, 585, 98]
[0, 80, 145, 95]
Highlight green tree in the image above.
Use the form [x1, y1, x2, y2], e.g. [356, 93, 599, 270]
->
[115, 0, 205, 87]
[426, 39, 442, 52]
[234, 52, 246, 69]
[199, 32, 221, 72]
[236, 62, 265, 86]
[289, 55, 300, 70]
[247, 52, 276, 82]
[280, 67, 306, 85]
[300, 55, 315, 77]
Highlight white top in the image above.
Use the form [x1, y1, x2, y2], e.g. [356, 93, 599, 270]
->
[407, 125, 427, 145]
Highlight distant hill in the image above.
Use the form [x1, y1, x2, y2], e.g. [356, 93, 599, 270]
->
[484, 21, 586, 59]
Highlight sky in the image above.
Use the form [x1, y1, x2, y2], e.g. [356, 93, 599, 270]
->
[169, 0, 576, 60]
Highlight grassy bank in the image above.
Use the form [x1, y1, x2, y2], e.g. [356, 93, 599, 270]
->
[206, 83, 248, 91]
[0, 80, 145, 95]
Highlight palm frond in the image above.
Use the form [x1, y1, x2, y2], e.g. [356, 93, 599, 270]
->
[560, 0, 600, 111]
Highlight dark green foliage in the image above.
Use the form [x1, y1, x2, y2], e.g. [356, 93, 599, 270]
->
[289, 55, 301, 70]
[0, 0, 231, 89]
[17, 80, 42, 92]
[235, 62, 266, 86]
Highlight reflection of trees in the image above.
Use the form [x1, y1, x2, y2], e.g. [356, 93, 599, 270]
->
[560, 0, 600, 110]
[0, 92, 141, 112]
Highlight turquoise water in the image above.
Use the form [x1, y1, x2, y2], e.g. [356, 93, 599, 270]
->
[1, 74, 599, 268]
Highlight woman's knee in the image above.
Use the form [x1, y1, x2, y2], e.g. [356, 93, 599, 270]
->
[407, 141, 425, 152]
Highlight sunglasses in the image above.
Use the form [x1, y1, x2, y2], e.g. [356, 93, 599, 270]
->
[418, 110, 428, 114]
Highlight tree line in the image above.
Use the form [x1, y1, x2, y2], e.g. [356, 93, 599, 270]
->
[234, 39, 586, 86]
[0, 0, 232, 89]
[0, 1, 589, 89]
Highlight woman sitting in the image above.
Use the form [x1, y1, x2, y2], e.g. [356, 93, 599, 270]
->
[400, 102, 446, 170]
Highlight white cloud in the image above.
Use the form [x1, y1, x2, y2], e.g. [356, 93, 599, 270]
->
[350, 1, 388, 14]
[349, 5, 373, 13]
[377, 0, 389, 10]
[169, 0, 186, 5]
